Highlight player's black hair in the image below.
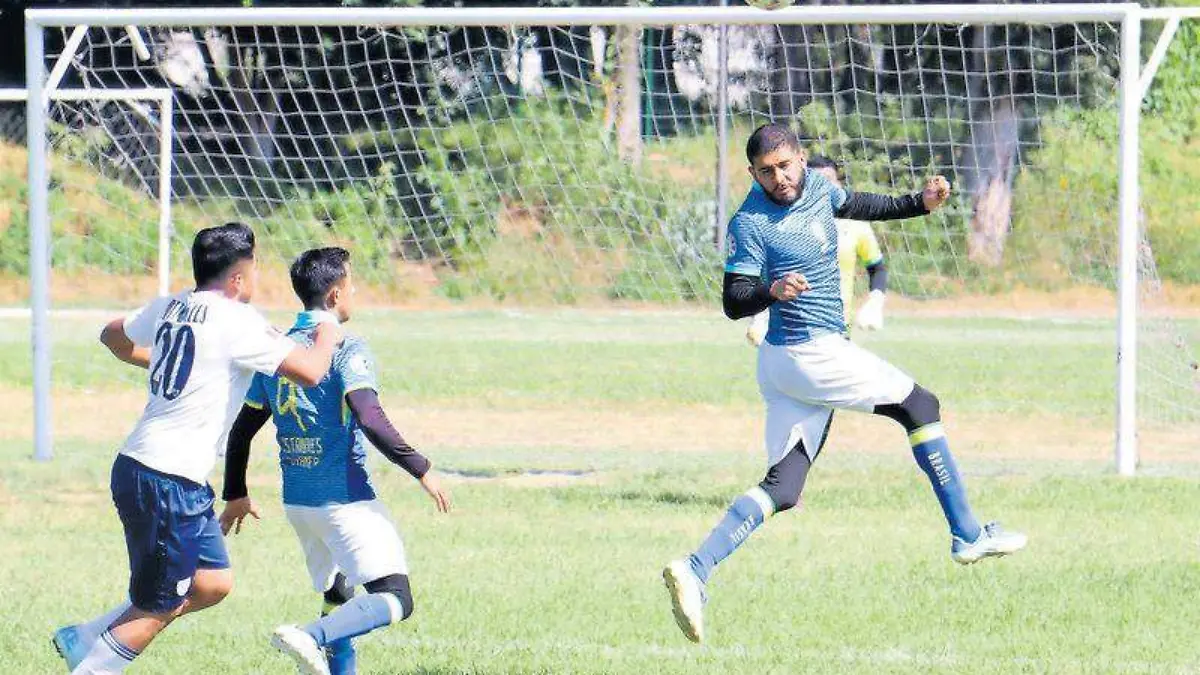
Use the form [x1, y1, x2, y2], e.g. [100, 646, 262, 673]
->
[192, 222, 256, 287]
[290, 247, 352, 309]
[745, 123, 802, 163]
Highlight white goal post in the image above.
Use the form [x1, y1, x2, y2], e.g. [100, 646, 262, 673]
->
[20, 3, 1199, 473]
[14, 62, 174, 460]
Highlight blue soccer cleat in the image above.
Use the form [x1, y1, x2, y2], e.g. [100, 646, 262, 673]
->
[325, 637, 357, 675]
[51, 625, 90, 671]
[952, 521, 1027, 565]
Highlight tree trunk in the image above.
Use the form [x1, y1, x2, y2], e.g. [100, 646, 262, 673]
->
[613, 11, 642, 164]
[964, 26, 1018, 267]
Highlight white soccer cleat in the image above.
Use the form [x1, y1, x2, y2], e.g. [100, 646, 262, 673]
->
[271, 625, 331, 675]
[662, 559, 706, 643]
[951, 521, 1027, 565]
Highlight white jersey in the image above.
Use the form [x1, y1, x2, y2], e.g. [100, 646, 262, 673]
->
[118, 290, 295, 484]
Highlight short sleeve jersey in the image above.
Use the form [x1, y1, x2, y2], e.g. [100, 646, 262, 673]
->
[725, 169, 849, 345]
[119, 290, 295, 484]
[244, 311, 380, 507]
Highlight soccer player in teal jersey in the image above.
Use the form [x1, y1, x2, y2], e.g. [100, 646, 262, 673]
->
[220, 247, 450, 675]
[662, 124, 1026, 644]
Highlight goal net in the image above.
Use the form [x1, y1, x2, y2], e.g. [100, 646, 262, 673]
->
[19, 6, 1199, 469]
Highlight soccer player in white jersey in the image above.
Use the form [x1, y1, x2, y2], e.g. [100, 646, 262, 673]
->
[51, 223, 342, 674]
[219, 247, 450, 675]
[663, 125, 1026, 644]
[745, 154, 888, 345]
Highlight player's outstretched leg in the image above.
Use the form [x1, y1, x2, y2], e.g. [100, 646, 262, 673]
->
[874, 384, 1026, 563]
[320, 574, 357, 675]
[273, 574, 411, 675]
[663, 446, 811, 643]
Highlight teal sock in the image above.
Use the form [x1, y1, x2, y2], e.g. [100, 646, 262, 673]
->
[687, 487, 774, 584]
[305, 594, 404, 646]
[321, 601, 358, 675]
[910, 423, 981, 542]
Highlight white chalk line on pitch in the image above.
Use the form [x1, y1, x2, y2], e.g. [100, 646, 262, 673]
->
[0, 307, 115, 319]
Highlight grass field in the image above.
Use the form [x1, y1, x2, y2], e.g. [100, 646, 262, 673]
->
[2, 309, 1200, 674]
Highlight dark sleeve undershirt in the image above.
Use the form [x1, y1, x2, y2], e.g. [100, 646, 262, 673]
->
[836, 191, 928, 221]
[723, 272, 775, 320]
[345, 388, 431, 479]
[866, 261, 888, 293]
[222, 404, 271, 501]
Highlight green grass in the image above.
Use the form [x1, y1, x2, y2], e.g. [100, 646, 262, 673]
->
[2, 310, 1199, 673]
[0, 310, 1137, 416]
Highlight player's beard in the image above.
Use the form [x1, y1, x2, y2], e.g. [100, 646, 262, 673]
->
[755, 174, 802, 206]
[764, 183, 800, 206]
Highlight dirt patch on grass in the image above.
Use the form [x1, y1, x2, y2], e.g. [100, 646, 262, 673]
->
[3, 387, 1195, 468]
[6, 269, 1200, 318]
[889, 284, 1200, 319]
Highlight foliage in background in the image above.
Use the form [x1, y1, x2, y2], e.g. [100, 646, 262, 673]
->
[3, 3, 1200, 303]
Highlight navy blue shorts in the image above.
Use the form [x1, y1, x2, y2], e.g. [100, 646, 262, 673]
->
[110, 454, 230, 613]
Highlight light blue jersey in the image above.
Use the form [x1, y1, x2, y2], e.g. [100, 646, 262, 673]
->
[725, 169, 848, 345]
[245, 311, 379, 507]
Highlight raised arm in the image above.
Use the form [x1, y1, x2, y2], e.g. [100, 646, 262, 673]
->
[836, 191, 926, 221]
[99, 318, 152, 369]
[101, 297, 171, 369]
[835, 175, 951, 221]
[275, 322, 341, 388]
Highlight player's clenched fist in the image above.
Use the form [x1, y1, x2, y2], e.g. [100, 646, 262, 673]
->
[769, 272, 809, 302]
[922, 175, 951, 212]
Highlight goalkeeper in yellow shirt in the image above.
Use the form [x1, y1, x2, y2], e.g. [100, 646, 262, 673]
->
[746, 155, 887, 346]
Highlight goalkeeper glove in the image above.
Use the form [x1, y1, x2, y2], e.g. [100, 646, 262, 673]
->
[855, 290, 886, 331]
[745, 311, 769, 347]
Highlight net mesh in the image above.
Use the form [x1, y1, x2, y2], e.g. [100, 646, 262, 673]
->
[16, 13, 1199, 453]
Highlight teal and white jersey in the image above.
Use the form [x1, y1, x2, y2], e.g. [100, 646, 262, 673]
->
[725, 169, 849, 345]
[245, 311, 379, 507]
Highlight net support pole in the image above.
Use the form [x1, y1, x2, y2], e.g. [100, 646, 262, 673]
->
[25, 18, 51, 461]
[43, 25, 87, 103]
[157, 94, 174, 297]
[715, 0, 730, 251]
[1116, 6, 1141, 476]
[1139, 15, 1180, 101]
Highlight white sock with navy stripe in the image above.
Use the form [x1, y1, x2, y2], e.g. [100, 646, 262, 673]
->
[70, 629, 138, 674]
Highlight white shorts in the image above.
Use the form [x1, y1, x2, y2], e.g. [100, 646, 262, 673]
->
[284, 500, 409, 592]
[757, 333, 915, 467]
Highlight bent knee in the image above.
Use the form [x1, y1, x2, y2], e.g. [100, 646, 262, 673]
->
[758, 482, 801, 514]
[364, 574, 413, 621]
[769, 492, 800, 513]
[195, 568, 234, 603]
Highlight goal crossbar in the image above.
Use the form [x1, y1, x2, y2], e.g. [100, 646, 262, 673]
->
[27, 4, 1138, 28]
